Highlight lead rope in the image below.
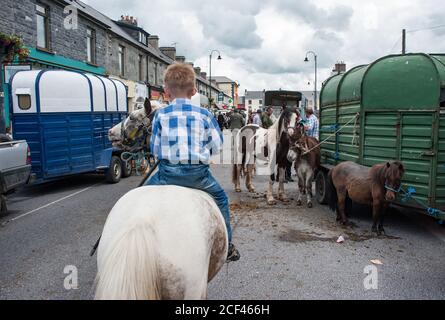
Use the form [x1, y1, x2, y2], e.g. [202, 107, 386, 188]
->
[302, 113, 360, 156]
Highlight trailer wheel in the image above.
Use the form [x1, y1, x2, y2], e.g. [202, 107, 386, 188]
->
[315, 170, 328, 205]
[106, 156, 122, 184]
[121, 160, 132, 178]
[0, 194, 7, 215]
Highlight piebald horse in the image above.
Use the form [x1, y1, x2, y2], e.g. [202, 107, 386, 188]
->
[94, 187, 228, 300]
[233, 108, 298, 205]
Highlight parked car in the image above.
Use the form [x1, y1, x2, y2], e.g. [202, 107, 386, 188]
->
[0, 134, 32, 214]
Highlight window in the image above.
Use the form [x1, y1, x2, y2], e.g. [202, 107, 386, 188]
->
[36, 4, 50, 50]
[154, 62, 158, 85]
[86, 28, 96, 64]
[145, 56, 149, 83]
[248, 100, 252, 105]
[118, 45, 125, 77]
[138, 55, 143, 81]
[139, 32, 147, 46]
[18, 95, 31, 110]
[259, 100, 262, 105]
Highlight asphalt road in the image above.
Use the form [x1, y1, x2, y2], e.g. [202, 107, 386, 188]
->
[0, 163, 444, 299]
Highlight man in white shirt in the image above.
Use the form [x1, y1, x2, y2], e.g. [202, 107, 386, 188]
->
[253, 109, 263, 126]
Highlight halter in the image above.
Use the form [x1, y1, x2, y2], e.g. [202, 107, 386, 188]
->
[381, 166, 401, 193]
[385, 184, 402, 193]
[120, 110, 155, 148]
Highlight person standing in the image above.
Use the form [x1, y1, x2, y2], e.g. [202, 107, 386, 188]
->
[253, 109, 263, 126]
[228, 108, 245, 130]
[217, 112, 225, 131]
[304, 107, 319, 140]
[261, 106, 274, 129]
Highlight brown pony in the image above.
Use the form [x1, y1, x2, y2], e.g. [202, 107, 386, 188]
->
[327, 161, 405, 235]
[287, 125, 320, 208]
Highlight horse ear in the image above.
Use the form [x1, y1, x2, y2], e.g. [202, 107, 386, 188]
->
[399, 163, 405, 171]
[386, 162, 391, 168]
[144, 98, 152, 116]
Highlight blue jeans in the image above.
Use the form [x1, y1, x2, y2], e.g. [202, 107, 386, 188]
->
[144, 160, 233, 242]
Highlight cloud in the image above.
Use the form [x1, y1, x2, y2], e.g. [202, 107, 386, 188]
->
[197, 8, 262, 49]
[82, 0, 445, 94]
[272, 0, 353, 31]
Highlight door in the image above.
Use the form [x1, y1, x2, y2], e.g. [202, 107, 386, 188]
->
[399, 112, 435, 205]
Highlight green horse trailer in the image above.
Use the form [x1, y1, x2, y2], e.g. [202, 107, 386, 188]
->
[316, 53, 445, 221]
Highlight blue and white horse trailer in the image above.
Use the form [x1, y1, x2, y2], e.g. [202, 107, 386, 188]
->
[10, 69, 129, 184]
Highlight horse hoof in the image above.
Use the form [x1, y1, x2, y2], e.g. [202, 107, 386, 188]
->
[248, 188, 256, 194]
[235, 188, 242, 193]
[307, 202, 313, 208]
[279, 195, 289, 202]
[267, 199, 277, 205]
[296, 200, 302, 206]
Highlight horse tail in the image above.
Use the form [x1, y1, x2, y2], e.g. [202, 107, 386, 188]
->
[95, 222, 160, 300]
[327, 170, 338, 212]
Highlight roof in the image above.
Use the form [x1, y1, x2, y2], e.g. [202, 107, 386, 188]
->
[66, 0, 221, 92]
[66, 0, 173, 65]
[320, 53, 445, 110]
[212, 76, 235, 84]
[245, 91, 265, 100]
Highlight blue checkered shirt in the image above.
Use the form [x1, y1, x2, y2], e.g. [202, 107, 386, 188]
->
[306, 114, 319, 139]
[150, 98, 224, 164]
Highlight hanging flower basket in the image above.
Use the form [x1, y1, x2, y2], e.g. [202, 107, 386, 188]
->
[0, 33, 30, 63]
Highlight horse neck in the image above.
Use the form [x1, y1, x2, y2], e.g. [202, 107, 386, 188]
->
[371, 164, 387, 185]
[268, 117, 282, 141]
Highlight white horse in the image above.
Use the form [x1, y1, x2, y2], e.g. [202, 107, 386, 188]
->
[108, 99, 165, 149]
[94, 185, 228, 300]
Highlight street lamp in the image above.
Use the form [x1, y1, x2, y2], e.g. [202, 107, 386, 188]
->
[304, 51, 318, 111]
[209, 50, 222, 104]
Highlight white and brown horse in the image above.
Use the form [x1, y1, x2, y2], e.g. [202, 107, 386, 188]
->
[233, 108, 299, 205]
[94, 185, 228, 299]
[108, 98, 165, 150]
[287, 124, 320, 208]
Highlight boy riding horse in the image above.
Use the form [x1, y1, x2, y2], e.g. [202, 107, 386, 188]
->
[145, 63, 240, 262]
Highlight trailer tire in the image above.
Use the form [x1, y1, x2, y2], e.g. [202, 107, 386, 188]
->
[121, 159, 132, 178]
[106, 156, 122, 184]
[315, 170, 328, 205]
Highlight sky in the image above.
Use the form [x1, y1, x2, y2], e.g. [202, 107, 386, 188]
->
[83, 0, 445, 95]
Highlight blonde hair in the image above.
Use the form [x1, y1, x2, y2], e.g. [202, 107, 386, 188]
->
[164, 63, 196, 97]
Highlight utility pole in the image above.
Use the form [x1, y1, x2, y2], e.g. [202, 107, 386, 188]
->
[402, 29, 406, 54]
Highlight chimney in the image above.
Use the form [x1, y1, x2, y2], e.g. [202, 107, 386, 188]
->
[332, 61, 346, 74]
[194, 67, 201, 76]
[175, 55, 186, 63]
[119, 14, 138, 26]
[160, 46, 176, 60]
[148, 35, 159, 49]
[200, 72, 207, 79]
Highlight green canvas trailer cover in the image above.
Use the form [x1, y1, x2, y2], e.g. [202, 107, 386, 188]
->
[319, 53, 445, 219]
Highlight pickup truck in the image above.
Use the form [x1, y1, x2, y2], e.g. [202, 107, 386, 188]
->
[0, 134, 32, 214]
